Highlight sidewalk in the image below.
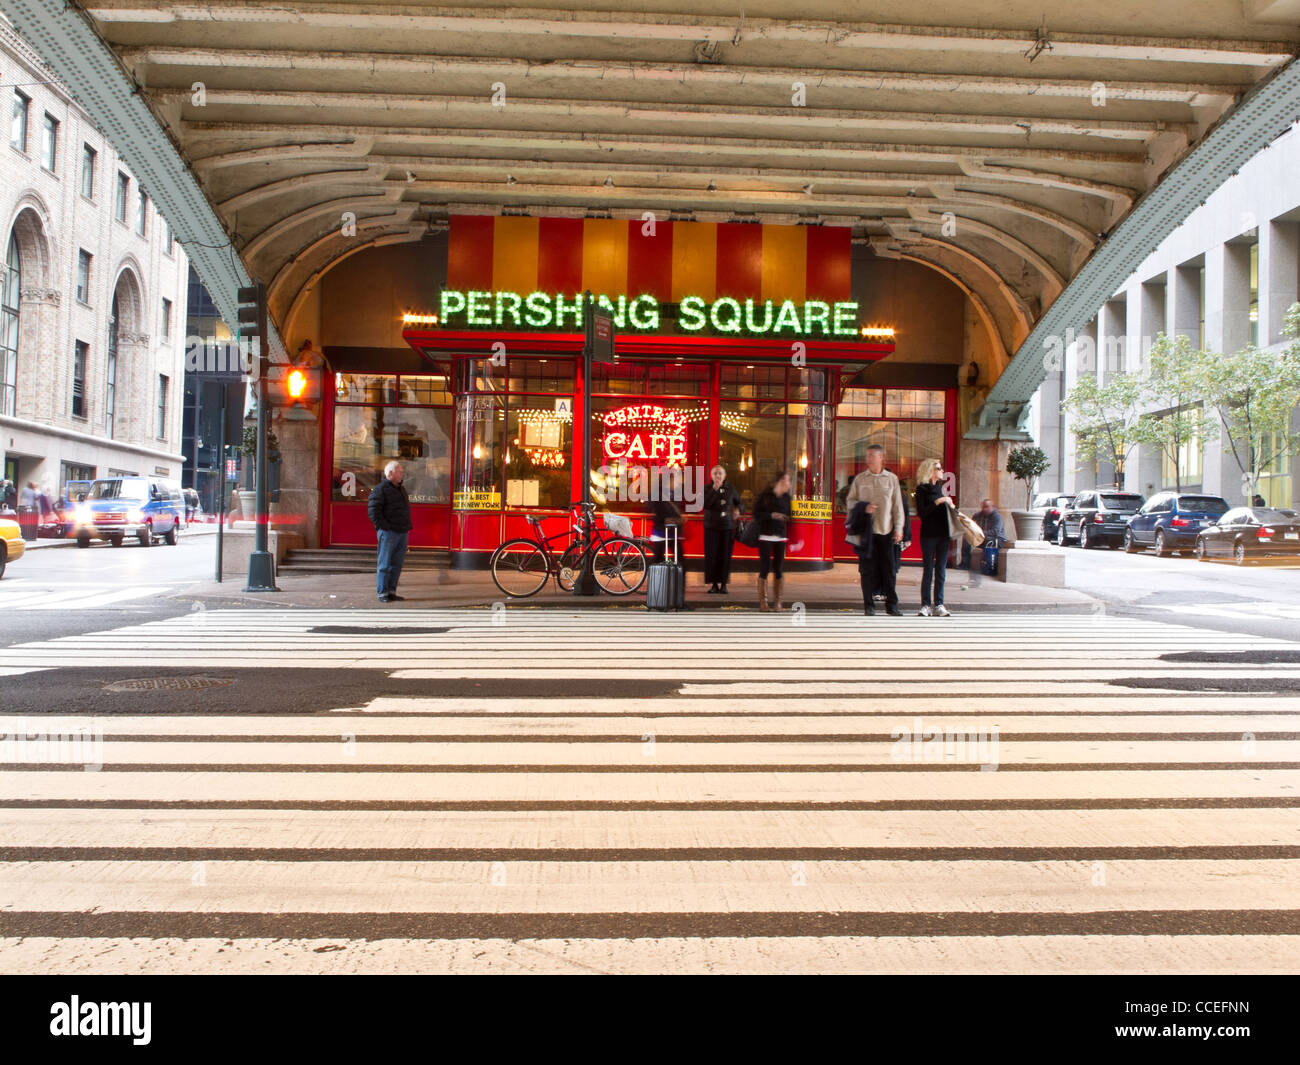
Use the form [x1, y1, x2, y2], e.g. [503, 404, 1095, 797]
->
[178, 560, 1099, 613]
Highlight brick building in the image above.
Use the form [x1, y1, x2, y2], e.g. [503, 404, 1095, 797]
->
[0, 15, 188, 503]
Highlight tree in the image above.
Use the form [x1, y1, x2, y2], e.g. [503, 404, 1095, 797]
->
[1006, 445, 1050, 510]
[1061, 371, 1143, 483]
[1133, 334, 1218, 493]
[1198, 303, 1300, 503]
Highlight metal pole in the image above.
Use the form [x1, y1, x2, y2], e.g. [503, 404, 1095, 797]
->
[215, 381, 225, 583]
[575, 290, 598, 595]
[245, 282, 278, 591]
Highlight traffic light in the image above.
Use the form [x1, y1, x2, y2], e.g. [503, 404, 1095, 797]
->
[266, 360, 318, 409]
[236, 281, 267, 365]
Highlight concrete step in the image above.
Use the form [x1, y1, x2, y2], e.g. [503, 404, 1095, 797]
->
[280, 548, 448, 574]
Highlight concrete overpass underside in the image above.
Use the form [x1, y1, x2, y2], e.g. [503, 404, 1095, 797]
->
[4, 1, 1300, 430]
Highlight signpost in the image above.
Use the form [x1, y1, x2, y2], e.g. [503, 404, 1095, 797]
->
[576, 293, 616, 596]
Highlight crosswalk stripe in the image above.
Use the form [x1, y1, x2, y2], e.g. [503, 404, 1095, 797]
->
[3, 607, 1299, 973]
[0, 585, 168, 610]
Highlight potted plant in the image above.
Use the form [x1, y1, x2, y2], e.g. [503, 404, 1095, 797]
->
[1006, 445, 1051, 541]
[235, 426, 280, 521]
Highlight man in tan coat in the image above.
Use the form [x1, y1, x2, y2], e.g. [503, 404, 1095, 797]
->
[846, 444, 906, 615]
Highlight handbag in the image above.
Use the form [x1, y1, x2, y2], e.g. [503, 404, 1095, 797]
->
[949, 506, 985, 547]
[737, 518, 760, 548]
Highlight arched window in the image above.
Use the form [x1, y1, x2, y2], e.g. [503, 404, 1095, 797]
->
[106, 289, 119, 437]
[0, 233, 19, 416]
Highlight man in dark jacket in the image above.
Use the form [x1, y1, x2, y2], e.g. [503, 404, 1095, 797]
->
[368, 460, 413, 602]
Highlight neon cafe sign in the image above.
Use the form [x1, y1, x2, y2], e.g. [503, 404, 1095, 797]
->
[437, 289, 862, 338]
[601, 404, 689, 468]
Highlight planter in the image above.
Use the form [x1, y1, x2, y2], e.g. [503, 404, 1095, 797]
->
[236, 491, 257, 523]
[1011, 511, 1044, 542]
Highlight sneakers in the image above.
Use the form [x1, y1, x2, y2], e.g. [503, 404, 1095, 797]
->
[934, 604, 951, 617]
[918, 605, 933, 617]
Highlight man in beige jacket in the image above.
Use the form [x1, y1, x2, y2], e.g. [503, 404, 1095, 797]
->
[846, 444, 906, 615]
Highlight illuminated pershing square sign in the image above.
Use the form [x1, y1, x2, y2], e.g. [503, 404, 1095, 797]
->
[438, 290, 861, 337]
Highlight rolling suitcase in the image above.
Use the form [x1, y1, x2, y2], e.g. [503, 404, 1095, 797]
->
[645, 525, 685, 611]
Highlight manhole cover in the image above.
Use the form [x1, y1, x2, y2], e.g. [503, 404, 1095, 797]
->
[102, 676, 236, 693]
[309, 626, 450, 635]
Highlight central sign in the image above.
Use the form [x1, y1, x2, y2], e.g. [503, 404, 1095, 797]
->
[437, 290, 861, 338]
[600, 404, 689, 468]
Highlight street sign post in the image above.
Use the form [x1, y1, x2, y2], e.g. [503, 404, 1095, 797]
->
[575, 295, 616, 596]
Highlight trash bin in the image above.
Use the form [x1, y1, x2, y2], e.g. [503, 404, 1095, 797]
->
[17, 505, 38, 541]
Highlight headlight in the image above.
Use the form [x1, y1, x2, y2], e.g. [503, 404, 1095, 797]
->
[128, 509, 144, 523]
[74, 505, 89, 522]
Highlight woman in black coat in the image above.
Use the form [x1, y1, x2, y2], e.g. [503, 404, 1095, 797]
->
[753, 471, 795, 612]
[702, 464, 742, 593]
[913, 458, 955, 617]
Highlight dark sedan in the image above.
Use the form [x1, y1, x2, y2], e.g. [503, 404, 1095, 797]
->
[1194, 507, 1300, 565]
[1058, 490, 1145, 549]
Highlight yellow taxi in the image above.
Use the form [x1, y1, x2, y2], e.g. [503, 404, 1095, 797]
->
[0, 517, 25, 578]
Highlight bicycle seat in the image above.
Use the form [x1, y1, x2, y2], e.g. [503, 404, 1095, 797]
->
[525, 515, 543, 526]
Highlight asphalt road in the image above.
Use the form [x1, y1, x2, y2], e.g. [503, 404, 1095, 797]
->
[1059, 537, 1300, 643]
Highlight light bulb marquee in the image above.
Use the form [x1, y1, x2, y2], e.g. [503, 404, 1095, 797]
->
[600, 403, 693, 468]
[436, 289, 864, 339]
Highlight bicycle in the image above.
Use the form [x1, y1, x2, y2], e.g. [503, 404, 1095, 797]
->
[489, 502, 649, 598]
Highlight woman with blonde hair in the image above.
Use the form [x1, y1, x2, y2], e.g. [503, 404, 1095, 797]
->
[913, 457, 955, 617]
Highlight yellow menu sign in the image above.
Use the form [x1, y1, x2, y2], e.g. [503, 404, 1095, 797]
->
[792, 500, 833, 520]
[453, 490, 501, 511]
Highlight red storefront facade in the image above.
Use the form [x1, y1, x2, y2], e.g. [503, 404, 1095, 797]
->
[318, 216, 960, 568]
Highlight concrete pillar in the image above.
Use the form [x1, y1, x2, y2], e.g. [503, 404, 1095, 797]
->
[1221, 242, 1252, 354]
[1138, 277, 1167, 365]
[1264, 219, 1299, 347]
[1204, 245, 1228, 353]
[1169, 262, 1202, 345]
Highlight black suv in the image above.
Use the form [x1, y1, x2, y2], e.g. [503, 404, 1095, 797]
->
[1057, 490, 1145, 549]
[1032, 493, 1075, 542]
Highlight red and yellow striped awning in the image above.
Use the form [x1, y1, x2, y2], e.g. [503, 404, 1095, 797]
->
[447, 216, 851, 304]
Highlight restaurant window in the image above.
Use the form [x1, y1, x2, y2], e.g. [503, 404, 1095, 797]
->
[331, 372, 454, 506]
[834, 387, 947, 513]
[590, 360, 709, 513]
[450, 357, 578, 511]
[718, 366, 830, 514]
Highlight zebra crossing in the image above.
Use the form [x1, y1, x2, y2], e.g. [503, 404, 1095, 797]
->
[0, 609, 1298, 973]
[0, 580, 171, 611]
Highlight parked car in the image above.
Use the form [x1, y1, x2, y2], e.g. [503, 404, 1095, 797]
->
[0, 516, 25, 577]
[1123, 492, 1230, 557]
[71, 476, 185, 548]
[1057, 490, 1145, 548]
[1194, 506, 1300, 564]
[1032, 493, 1075, 542]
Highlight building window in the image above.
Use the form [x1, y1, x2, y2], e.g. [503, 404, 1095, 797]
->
[10, 91, 29, 152]
[76, 250, 91, 303]
[164, 221, 174, 255]
[41, 114, 58, 171]
[106, 293, 119, 436]
[161, 297, 172, 340]
[81, 144, 96, 199]
[1248, 241, 1260, 347]
[61, 462, 95, 498]
[136, 189, 149, 237]
[1, 234, 18, 416]
[834, 387, 948, 514]
[157, 374, 169, 440]
[1160, 422, 1202, 488]
[72, 340, 88, 418]
[115, 172, 129, 223]
[1257, 432, 1293, 509]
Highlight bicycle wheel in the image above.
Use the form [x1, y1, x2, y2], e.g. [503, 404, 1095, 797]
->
[555, 541, 584, 592]
[592, 536, 648, 595]
[490, 539, 551, 598]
